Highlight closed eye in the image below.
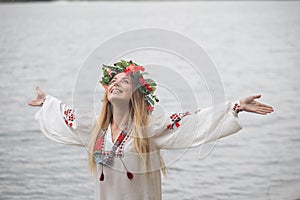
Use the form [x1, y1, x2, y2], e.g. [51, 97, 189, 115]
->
[109, 79, 116, 85]
[109, 77, 130, 85]
[122, 79, 129, 84]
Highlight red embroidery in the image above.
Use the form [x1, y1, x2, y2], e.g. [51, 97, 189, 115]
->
[233, 103, 242, 113]
[166, 112, 191, 129]
[94, 137, 104, 151]
[94, 129, 131, 158]
[63, 105, 76, 129]
[117, 133, 125, 143]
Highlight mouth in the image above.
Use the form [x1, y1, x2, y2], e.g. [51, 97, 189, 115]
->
[110, 88, 123, 93]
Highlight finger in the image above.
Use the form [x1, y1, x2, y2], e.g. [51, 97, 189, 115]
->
[28, 99, 41, 106]
[36, 86, 46, 99]
[258, 105, 274, 111]
[253, 94, 261, 99]
[260, 106, 274, 112]
[254, 110, 267, 115]
[28, 99, 38, 106]
[28, 101, 37, 106]
[257, 102, 274, 109]
[257, 107, 274, 114]
[36, 86, 42, 94]
[258, 107, 273, 113]
[259, 105, 273, 111]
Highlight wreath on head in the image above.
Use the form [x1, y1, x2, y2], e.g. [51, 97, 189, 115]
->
[100, 60, 159, 111]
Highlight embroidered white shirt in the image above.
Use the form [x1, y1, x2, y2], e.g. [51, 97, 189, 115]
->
[35, 95, 242, 200]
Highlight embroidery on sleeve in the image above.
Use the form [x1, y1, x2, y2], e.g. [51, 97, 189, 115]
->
[166, 111, 191, 129]
[232, 102, 242, 115]
[63, 104, 77, 129]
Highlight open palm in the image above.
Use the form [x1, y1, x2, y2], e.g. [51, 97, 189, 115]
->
[240, 94, 274, 115]
[28, 86, 46, 107]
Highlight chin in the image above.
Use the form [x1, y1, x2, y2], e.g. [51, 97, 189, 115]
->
[108, 97, 130, 105]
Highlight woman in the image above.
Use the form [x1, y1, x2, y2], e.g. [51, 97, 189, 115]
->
[28, 60, 274, 200]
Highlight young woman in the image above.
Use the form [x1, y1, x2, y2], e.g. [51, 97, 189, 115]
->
[28, 60, 274, 200]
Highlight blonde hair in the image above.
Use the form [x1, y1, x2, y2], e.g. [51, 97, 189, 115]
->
[88, 74, 166, 176]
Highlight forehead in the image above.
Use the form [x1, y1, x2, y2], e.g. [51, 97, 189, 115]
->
[113, 72, 129, 79]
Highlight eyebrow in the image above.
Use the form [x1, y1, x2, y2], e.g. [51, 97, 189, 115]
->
[110, 77, 129, 82]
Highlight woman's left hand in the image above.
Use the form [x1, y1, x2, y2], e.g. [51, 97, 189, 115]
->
[240, 94, 274, 115]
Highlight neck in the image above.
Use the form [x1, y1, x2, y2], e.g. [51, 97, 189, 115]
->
[111, 102, 130, 130]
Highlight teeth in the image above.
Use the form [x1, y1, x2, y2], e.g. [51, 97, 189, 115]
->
[111, 89, 122, 93]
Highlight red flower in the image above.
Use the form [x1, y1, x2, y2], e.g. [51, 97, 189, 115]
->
[125, 64, 145, 74]
[144, 84, 153, 92]
[146, 84, 153, 92]
[124, 64, 135, 74]
[135, 65, 145, 72]
[139, 77, 146, 85]
[147, 105, 154, 111]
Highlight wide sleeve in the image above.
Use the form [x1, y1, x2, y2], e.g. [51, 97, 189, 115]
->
[151, 101, 243, 150]
[34, 94, 97, 146]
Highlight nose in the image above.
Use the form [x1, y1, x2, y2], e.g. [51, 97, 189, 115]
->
[113, 79, 120, 87]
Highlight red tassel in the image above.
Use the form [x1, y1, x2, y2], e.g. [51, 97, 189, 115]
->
[120, 158, 134, 180]
[99, 165, 104, 181]
[127, 172, 134, 180]
[100, 171, 104, 181]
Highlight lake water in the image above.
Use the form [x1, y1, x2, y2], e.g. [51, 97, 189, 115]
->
[0, 1, 300, 200]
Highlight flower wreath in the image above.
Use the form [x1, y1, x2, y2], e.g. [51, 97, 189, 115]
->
[100, 60, 159, 111]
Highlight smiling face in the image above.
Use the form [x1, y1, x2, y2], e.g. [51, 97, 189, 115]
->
[107, 72, 133, 105]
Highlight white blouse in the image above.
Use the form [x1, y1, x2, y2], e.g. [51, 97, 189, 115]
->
[34, 95, 242, 200]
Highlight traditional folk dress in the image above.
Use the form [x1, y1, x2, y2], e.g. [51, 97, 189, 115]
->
[35, 94, 242, 200]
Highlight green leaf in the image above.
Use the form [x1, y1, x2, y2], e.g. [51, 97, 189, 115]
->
[115, 62, 123, 68]
[146, 79, 156, 86]
[121, 60, 128, 67]
[151, 87, 156, 92]
[141, 72, 149, 76]
[139, 86, 147, 94]
[103, 69, 108, 76]
[103, 76, 110, 82]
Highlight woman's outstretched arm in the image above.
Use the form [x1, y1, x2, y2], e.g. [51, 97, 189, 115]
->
[29, 86, 96, 146]
[152, 95, 274, 150]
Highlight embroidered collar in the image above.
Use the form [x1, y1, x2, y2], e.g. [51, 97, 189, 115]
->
[94, 125, 130, 166]
[93, 124, 134, 181]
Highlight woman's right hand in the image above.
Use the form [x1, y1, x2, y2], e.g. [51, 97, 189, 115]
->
[28, 86, 47, 107]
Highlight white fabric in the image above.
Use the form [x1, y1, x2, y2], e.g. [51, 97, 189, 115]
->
[34, 95, 242, 200]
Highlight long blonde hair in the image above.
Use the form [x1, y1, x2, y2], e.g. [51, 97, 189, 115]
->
[88, 73, 166, 175]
